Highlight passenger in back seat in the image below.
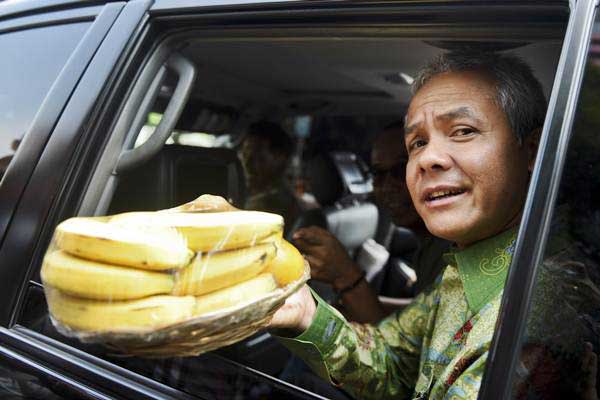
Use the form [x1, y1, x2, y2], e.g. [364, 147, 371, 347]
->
[293, 122, 448, 324]
[239, 120, 302, 234]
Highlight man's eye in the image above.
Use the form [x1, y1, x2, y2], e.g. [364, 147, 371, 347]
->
[454, 127, 477, 136]
[408, 139, 427, 151]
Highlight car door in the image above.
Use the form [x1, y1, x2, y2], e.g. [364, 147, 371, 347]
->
[0, 1, 185, 398]
[0, 1, 589, 399]
[0, 1, 328, 398]
[481, 1, 600, 399]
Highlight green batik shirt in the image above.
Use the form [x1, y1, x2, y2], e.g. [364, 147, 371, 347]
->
[278, 227, 518, 400]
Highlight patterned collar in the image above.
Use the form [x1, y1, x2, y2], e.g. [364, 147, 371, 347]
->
[443, 226, 518, 314]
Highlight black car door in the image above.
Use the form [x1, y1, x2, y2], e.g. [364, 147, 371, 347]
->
[0, 1, 182, 398]
[481, 1, 600, 399]
[2, 1, 595, 399]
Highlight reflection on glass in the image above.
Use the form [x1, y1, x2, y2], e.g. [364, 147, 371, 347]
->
[511, 24, 600, 400]
[0, 22, 89, 183]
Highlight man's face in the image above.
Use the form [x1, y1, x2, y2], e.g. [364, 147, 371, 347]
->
[239, 135, 285, 190]
[405, 71, 536, 247]
[371, 128, 421, 228]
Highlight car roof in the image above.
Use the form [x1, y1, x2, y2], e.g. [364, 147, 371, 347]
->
[177, 33, 562, 118]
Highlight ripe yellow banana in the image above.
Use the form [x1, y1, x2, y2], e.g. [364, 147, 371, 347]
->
[41, 251, 174, 300]
[46, 289, 195, 333]
[265, 240, 306, 286]
[194, 273, 277, 316]
[109, 211, 283, 252]
[55, 217, 193, 270]
[172, 243, 277, 296]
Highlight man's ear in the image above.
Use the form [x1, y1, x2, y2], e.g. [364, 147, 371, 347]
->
[526, 128, 542, 173]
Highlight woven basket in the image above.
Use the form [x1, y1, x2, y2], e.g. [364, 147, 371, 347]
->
[51, 262, 310, 358]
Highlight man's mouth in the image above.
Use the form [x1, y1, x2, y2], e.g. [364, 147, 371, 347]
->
[423, 187, 467, 205]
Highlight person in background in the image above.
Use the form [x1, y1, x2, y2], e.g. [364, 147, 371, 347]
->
[239, 120, 301, 233]
[293, 122, 449, 323]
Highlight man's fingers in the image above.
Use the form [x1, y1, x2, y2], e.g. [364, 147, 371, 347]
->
[269, 303, 300, 329]
[304, 254, 322, 270]
[293, 226, 329, 245]
[293, 237, 321, 252]
[269, 285, 315, 332]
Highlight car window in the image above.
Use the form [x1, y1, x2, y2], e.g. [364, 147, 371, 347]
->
[17, 7, 570, 399]
[0, 22, 90, 183]
[509, 16, 600, 400]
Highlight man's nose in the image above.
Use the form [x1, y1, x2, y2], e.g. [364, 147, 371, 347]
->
[415, 139, 452, 173]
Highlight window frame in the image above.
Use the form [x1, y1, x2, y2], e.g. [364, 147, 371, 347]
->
[0, 0, 579, 399]
[0, 0, 153, 329]
[0, 1, 195, 397]
[0, 3, 111, 258]
[479, 1, 599, 399]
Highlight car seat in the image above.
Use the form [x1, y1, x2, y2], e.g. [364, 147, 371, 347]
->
[292, 151, 378, 253]
[290, 151, 381, 301]
[294, 151, 425, 302]
[108, 144, 246, 214]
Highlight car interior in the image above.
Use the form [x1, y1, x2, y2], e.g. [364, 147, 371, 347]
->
[22, 15, 570, 399]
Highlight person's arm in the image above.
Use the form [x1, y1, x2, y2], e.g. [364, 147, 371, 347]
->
[335, 269, 388, 323]
[270, 284, 435, 400]
[292, 226, 386, 323]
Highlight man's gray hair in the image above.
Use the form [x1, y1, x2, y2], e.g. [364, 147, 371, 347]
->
[412, 51, 547, 143]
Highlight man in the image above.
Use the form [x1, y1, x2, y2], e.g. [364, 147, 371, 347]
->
[293, 122, 448, 324]
[239, 120, 301, 232]
[270, 51, 546, 399]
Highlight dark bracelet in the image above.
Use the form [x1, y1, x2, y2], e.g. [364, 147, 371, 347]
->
[335, 271, 366, 296]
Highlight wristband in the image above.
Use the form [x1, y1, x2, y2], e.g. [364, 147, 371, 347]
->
[335, 270, 366, 296]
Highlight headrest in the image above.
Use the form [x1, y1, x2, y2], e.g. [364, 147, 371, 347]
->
[306, 154, 344, 206]
[330, 152, 373, 197]
[325, 203, 379, 251]
[109, 145, 246, 214]
[307, 151, 372, 206]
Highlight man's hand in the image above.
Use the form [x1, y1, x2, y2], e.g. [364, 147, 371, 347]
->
[270, 284, 316, 334]
[293, 226, 363, 291]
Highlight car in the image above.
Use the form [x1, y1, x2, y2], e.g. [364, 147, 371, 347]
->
[0, 0, 598, 399]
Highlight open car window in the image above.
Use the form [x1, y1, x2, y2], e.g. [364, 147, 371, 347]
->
[12, 3, 578, 399]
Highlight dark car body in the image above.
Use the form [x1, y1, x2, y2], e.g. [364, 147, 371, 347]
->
[0, 1, 598, 399]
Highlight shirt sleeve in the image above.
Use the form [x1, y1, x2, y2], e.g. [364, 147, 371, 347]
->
[276, 287, 435, 400]
[441, 351, 488, 399]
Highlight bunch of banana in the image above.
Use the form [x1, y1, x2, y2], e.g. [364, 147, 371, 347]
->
[42, 203, 305, 336]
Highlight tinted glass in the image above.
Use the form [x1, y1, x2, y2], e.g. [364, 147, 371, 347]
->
[0, 350, 99, 399]
[0, 22, 89, 181]
[509, 16, 600, 400]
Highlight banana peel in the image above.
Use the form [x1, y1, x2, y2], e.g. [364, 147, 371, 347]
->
[194, 273, 277, 316]
[42, 250, 174, 300]
[109, 211, 283, 252]
[55, 217, 193, 270]
[265, 240, 306, 286]
[46, 289, 195, 333]
[173, 243, 277, 296]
